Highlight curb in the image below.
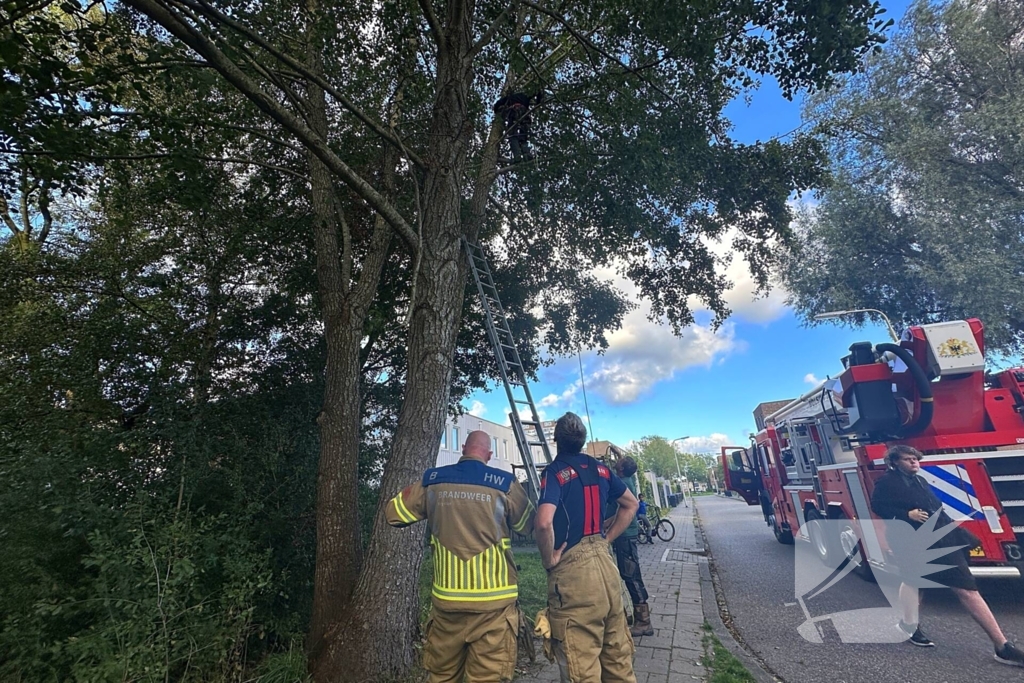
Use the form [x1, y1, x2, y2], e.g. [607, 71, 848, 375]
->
[694, 505, 784, 683]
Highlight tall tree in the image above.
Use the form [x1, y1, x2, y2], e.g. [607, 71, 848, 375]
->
[4, 0, 891, 679]
[627, 438, 709, 497]
[783, 0, 1024, 355]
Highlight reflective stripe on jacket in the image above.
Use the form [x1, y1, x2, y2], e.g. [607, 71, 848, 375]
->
[386, 457, 535, 612]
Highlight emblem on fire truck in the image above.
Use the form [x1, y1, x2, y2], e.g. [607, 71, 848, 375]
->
[936, 337, 977, 358]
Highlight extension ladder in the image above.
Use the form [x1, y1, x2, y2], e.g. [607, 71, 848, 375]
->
[463, 238, 553, 502]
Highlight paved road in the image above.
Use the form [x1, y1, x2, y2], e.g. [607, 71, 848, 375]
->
[697, 495, 1024, 683]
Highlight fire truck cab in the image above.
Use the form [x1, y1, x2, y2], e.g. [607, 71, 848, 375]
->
[722, 319, 1024, 580]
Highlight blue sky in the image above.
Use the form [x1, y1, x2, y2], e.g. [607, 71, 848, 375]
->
[466, 1, 914, 453]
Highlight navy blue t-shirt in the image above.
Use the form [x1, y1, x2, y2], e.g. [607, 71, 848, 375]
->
[539, 453, 627, 552]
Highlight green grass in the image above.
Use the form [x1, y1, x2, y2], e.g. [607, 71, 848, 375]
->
[701, 622, 757, 683]
[513, 553, 548, 620]
[249, 645, 310, 683]
[418, 549, 548, 625]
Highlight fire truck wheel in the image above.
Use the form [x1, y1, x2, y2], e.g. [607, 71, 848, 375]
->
[837, 515, 875, 582]
[772, 515, 794, 545]
[804, 508, 835, 565]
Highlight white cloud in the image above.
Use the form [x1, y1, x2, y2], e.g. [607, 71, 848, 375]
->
[584, 266, 742, 403]
[585, 323, 739, 404]
[468, 400, 487, 417]
[505, 407, 547, 425]
[536, 269, 743, 406]
[540, 387, 576, 407]
[672, 433, 734, 454]
[534, 223, 796, 407]
[804, 373, 820, 385]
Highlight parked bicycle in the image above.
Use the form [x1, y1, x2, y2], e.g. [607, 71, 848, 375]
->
[637, 506, 675, 543]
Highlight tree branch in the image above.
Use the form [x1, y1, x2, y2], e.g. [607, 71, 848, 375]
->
[174, 0, 426, 169]
[2, 0, 53, 29]
[416, 0, 443, 46]
[519, 0, 684, 109]
[0, 194, 22, 236]
[469, 0, 518, 59]
[1, 149, 309, 181]
[37, 180, 52, 243]
[122, 0, 421, 254]
[333, 194, 353, 290]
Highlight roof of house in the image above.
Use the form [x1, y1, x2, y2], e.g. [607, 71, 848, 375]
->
[584, 440, 627, 460]
[753, 399, 796, 429]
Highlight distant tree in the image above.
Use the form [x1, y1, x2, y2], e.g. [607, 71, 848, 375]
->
[630, 436, 679, 480]
[783, 0, 1024, 355]
[676, 452, 711, 486]
[629, 436, 708, 485]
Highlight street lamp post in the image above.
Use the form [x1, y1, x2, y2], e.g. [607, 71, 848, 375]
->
[813, 308, 900, 343]
[670, 436, 690, 508]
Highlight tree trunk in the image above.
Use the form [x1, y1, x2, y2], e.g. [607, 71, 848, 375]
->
[304, 0, 401, 667]
[306, 78, 366, 659]
[310, 2, 478, 680]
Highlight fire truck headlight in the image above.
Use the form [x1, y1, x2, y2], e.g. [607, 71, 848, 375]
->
[982, 506, 1004, 534]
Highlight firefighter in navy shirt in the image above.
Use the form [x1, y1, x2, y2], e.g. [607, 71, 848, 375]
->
[386, 430, 535, 682]
[535, 412, 639, 683]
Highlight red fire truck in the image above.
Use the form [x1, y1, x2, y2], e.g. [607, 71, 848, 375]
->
[722, 318, 1024, 580]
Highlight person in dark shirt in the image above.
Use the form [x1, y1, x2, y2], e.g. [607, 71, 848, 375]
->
[607, 456, 654, 637]
[871, 444, 1024, 666]
[535, 412, 638, 682]
[492, 91, 540, 162]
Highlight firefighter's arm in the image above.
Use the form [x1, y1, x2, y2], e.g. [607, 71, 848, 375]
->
[386, 483, 427, 527]
[507, 481, 536, 535]
[604, 489, 639, 544]
[535, 470, 565, 569]
[536, 504, 565, 570]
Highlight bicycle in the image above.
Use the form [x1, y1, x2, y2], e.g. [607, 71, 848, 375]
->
[637, 507, 675, 543]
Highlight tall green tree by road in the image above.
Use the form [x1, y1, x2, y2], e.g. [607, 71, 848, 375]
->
[783, 0, 1024, 355]
[3, 0, 891, 680]
[629, 436, 710, 486]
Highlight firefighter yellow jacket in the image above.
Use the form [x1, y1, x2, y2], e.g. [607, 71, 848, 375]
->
[386, 456, 535, 612]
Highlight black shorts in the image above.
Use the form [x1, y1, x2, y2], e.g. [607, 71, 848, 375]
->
[895, 546, 977, 591]
[928, 547, 978, 591]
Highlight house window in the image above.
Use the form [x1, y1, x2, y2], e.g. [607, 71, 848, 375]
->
[440, 428, 447, 449]
[492, 436, 499, 457]
[503, 440, 508, 460]
[452, 427, 460, 450]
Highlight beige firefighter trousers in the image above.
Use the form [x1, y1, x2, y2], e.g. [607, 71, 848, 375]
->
[422, 601, 519, 683]
[546, 535, 637, 683]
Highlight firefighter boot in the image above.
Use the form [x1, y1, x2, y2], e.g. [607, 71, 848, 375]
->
[631, 603, 654, 637]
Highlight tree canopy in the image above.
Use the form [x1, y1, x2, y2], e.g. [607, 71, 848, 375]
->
[2, 0, 891, 680]
[783, 0, 1024, 355]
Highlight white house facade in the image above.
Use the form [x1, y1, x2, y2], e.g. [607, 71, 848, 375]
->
[436, 413, 527, 473]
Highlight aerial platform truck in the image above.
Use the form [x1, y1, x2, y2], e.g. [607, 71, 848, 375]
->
[722, 318, 1024, 580]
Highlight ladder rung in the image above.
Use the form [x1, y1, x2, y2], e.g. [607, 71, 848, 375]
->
[528, 441, 548, 447]
[513, 399, 531, 405]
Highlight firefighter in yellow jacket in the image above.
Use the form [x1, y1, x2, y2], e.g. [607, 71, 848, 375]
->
[386, 430, 535, 683]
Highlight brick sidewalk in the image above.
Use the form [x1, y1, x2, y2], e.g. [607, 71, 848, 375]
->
[516, 504, 707, 682]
